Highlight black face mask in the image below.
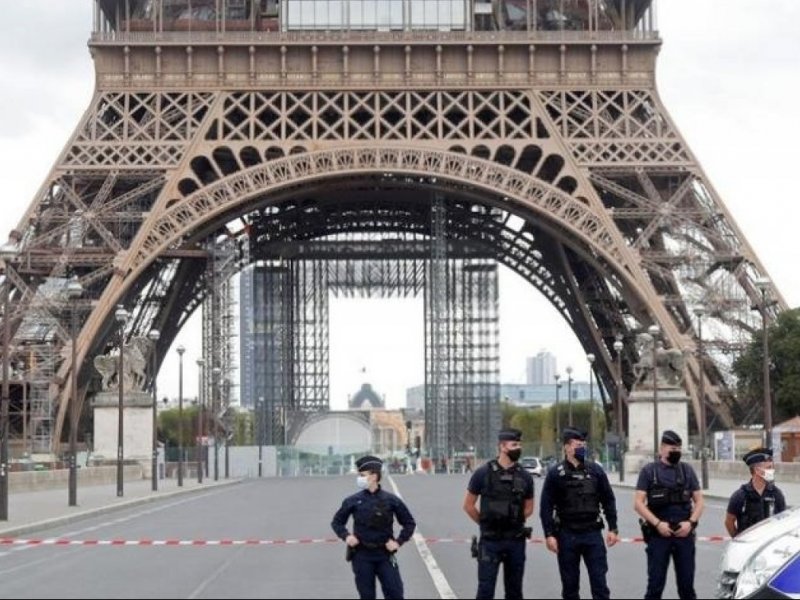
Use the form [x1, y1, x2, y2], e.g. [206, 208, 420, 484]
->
[667, 450, 682, 465]
[506, 448, 522, 462]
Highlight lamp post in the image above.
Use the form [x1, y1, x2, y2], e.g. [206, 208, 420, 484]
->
[114, 304, 130, 497]
[554, 373, 561, 458]
[196, 358, 205, 484]
[694, 306, 709, 490]
[212, 366, 221, 481]
[648, 324, 660, 461]
[66, 276, 83, 507]
[0, 242, 18, 520]
[258, 396, 264, 477]
[613, 339, 625, 481]
[566, 366, 574, 426]
[587, 353, 596, 456]
[176, 345, 185, 487]
[147, 329, 160, 491]
[755, 277, 773, 450]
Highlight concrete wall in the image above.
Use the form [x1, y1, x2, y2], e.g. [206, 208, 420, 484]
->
[9, 465, 144, 493]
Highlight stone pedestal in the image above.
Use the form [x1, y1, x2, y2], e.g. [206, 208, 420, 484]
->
[92, 391, 154, 463]
[624, 388, 690, 475]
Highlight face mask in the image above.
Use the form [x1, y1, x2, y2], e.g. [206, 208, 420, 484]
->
[574, 447, 587, 462]
[356, 475, 370, 489]
[506, 448, 522, 462]
[667, 450, 682, 465]
[761, 468, 776, 483]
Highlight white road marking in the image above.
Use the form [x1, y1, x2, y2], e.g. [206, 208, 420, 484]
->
[388, 475, 458, 600]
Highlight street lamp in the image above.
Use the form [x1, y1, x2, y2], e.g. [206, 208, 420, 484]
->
[147, 329, 160, 492]
[66, 276, 83, 507]
[648, 324, 660, 461]
[212, 366, 221, 481]
[755, 277, 773, 450]
[694, 305, 709, 490]
[613, 338, 625, 481]
[176, 345, 185, 487]
[587, 353, 596, 457]
[196, 358, 205, 484]
[258, 396, 264, 477]
[114, 304, 130, 497]
[566, 366, 574, 426]
[554, 373, 561, 458]
[0, 242, 19, 520]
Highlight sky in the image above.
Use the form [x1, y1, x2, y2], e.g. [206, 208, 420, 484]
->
[1, 1, 799, 409]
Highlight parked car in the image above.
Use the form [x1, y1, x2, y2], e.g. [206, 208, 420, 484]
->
[520, 456, 543, 477]
[717, 505, 800, 599]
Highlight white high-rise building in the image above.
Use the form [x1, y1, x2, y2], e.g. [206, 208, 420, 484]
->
[526, 351, 557, 386]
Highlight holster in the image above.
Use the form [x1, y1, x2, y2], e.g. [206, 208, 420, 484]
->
[639, 519, 653, 543]
[345, 545, 356, 562]
[522, 526, 533, 539]
[470, 535, 479, 559]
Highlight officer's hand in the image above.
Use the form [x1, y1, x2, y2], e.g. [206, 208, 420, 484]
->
[606, 531, 619, 547]
[385, 539, 400, 553]
[655, 521, 673, 537]
[545, 536, 558, 554]
[346, 534, 360, 547]
[674, 521, 692, 538]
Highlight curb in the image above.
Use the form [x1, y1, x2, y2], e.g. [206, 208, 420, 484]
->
[0, 479, 243, 539]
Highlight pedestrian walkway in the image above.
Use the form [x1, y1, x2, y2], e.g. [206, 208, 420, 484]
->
[0, 477, 241, 538]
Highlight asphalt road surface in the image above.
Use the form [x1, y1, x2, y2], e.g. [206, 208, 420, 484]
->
[0, 474, 729, 598]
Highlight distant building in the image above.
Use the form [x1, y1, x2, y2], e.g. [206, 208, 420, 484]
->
[526, 351, 557, 386]
[349, 383, 385, 410]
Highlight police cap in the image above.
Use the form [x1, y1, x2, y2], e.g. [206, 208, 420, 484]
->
[661, 430, 682, 446]
[355, 455, 383, 473]
[562, 427, 586, 444]
[498, 428, 522, 442]
[743, 447, 773, 467]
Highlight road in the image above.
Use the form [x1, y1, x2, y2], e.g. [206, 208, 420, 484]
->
[0, 474, 729, 598]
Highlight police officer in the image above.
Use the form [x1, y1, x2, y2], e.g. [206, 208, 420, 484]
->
[331, 455, 416, 600]
[725, 447, 786, 537]
[540, 427, 619, 599]
[634, 430, 704, 600]
[462, 428, 535, 600]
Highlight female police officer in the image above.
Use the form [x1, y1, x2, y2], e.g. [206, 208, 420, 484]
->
[331, 455, 416, 600]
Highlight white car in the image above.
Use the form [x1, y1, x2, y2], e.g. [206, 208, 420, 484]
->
[521, 456, 543, 477]
[717, 505, 800, 599]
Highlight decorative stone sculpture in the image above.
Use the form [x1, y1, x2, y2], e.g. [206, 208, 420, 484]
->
[93, 336, 152, 392]
[633, 332, 685, 389]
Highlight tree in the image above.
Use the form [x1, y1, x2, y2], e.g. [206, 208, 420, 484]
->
[733, 308, 800, 422]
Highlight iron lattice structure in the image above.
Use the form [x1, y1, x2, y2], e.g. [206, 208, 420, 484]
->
[0, 1, 786, 457]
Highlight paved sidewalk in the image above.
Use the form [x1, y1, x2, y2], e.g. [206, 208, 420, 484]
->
[0, 477, 241, 538]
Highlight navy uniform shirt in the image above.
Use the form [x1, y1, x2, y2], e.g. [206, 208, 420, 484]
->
[539, 460, 618, 537]
[331, 486, 416, 548]
[727, 482, 786, 535]
[636, 460, 700, 522]
[467, 460, 535, 532]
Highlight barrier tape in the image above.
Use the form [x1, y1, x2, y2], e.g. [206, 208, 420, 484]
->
[0, 535, 729, 547]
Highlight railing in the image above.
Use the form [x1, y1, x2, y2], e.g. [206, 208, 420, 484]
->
[91, 28, 660, 45]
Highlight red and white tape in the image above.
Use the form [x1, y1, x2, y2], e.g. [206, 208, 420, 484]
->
[0, 535, 729, 547]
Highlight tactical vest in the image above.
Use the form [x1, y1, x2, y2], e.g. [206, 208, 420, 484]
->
[556, 462, 601, 528]
[646, 462, 691, 515]
[479, 461, 527, 532]
[737, 483, 777, 534]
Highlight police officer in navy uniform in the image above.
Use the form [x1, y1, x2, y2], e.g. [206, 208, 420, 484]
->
[540, 427, 619, 599]
[463, 428, 535, 600]
[634, 430, 705, 600]
[331, 455, 416, 600]
[725, 447, 786, 537]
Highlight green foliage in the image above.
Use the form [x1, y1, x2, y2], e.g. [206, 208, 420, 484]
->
[733, 308, 800, 421]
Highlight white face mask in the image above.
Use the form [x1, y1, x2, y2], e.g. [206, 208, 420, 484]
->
[356, 475, 370, 489]
[761, 468, 776, 483]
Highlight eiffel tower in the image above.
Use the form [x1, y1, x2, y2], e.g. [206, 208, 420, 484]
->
[0, 0, 785, 462]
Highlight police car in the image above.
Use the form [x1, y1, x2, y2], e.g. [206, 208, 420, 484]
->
[717, 505, 800, 598]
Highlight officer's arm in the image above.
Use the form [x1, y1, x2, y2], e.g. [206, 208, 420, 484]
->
[394, 498, 417, 545]
[331, 499, 354, 541]
[633, 490, 659, 526]
[776, 489, 787, 514]
[463, 490, 481, 525]
[724, 512, 738, 537]
[597, 469, 619, 532]
[538, 470, 557, 537]
[689, 489, 704, 522]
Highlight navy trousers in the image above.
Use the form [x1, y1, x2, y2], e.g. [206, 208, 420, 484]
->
[476, 537, 527, 599]
[644, 535, 696, 599]
[556, 529, 609, 599]
[351, 549, 404, 600]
